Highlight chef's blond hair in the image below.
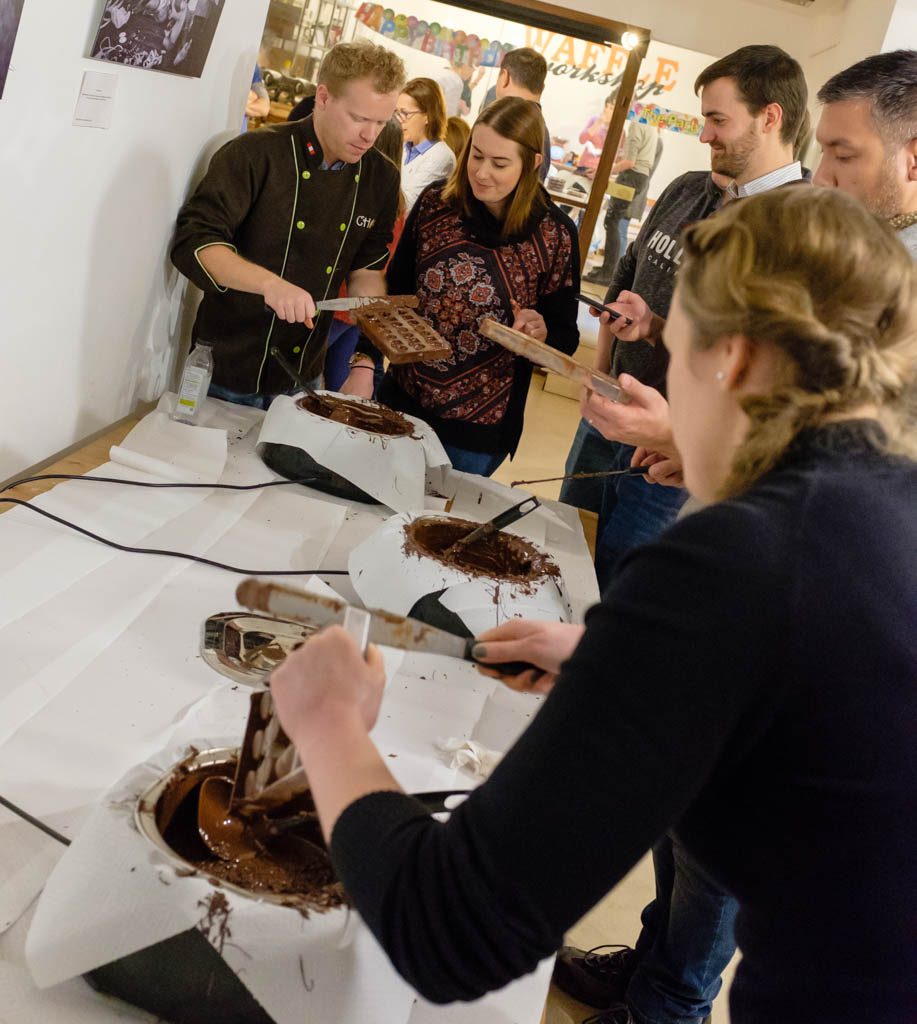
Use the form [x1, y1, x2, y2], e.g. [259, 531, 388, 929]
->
[318, 40, 406, 97]
[678, 186, 917, 500]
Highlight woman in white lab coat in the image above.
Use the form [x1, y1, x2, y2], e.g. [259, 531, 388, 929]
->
[395, 77, 457, 214]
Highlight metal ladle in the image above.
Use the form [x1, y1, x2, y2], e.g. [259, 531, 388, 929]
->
[196, 775, 257, 861]
[196, 775, 330, 869]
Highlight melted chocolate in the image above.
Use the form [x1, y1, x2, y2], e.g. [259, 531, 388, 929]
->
[295, 394, 414, 437]
[156, 760, 346, 911]
[403, 516, 560, 585]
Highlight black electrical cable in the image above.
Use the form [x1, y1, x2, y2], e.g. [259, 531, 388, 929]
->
[0, 794, 71, 847]
[0, 479, 354, 841]
[0, 472, 326, 495]
[0, 474, 350, 577]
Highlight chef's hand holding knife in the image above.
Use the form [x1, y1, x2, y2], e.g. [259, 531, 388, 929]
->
[263, 275, 316, 328]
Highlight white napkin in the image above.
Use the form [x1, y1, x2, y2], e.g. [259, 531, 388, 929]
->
[110, 411, 227, 483]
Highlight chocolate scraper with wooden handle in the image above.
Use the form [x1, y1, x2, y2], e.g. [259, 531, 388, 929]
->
[235, 580, 541, 682]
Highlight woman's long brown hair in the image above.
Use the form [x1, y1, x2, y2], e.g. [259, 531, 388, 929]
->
[442, 96, 547, 238]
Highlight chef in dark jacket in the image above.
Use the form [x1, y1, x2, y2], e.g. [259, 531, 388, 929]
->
[171, 40, 405, 407]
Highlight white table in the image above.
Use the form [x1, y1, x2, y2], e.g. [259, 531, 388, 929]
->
[0, 397, 599, 1023]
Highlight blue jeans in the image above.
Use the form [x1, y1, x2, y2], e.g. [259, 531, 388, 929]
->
[323, 319, 361, 392]
[443, 444, 506, 477]
[208, 378, 320, 410]
[626, 836, 739, 1024]
[617, 217, 630, 262]
[595, 438, 687, 592]
[560, 422, 687, 591]
[559, 418, 609, 513]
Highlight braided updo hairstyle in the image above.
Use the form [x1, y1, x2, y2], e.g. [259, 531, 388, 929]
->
[678, 186, 917, 499]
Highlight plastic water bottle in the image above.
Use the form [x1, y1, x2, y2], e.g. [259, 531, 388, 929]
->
[172, 342, 213, 425]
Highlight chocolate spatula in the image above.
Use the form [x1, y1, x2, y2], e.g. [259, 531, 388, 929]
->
[441, 495, 541, 559]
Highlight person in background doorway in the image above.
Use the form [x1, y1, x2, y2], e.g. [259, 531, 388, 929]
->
[243, 63, 270, 130]
[396, 77, 456, 214]
[433, 60, 481, 116]
[583, 121, 663, 285]
[170, 40, 405, 408]
[349, 97, 580, 476]
[444, 115, 471, 159]
[577, 95, 615, 173]
[490, 47, 552, 182]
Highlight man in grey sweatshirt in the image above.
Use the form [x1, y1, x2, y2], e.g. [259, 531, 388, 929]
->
[562, 46, 808, 589]
[554, 46, 810, 1024]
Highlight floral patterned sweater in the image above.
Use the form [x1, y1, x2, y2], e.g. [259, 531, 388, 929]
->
[368, 183, 580, 455]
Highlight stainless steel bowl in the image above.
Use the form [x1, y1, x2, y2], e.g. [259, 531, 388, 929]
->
[134, 747, 340, 912]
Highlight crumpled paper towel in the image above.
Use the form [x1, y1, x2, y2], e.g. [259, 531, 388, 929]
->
[435, 737, 503, 779]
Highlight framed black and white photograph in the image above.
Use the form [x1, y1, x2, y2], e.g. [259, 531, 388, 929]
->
[0, 0, 25, 99]
[89, 0, 225, 78]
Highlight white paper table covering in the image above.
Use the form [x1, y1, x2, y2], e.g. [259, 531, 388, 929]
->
[0, 486, 260, 747]
[155, 391, 266, 441]
[0, 463, 212, 631]
[0, 399, 597, 1022]
[108, 411, 228, 483]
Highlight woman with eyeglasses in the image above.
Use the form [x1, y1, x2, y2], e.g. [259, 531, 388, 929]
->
[349, 96, 580, 476]
[273, 187, 917, 1023]
[395, 77, 457, 214]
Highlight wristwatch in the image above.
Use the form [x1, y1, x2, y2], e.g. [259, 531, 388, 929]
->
[348, 353, 375, 371]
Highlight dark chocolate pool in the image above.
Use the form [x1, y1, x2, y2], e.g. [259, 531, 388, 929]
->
[139, 751, 345, 912]
[403, 515, 560, 584]
[295, 394, 414, 437]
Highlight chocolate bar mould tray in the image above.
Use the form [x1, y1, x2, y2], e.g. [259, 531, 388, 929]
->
[355, 307, 452, 364]
[201, 613, 318, 687]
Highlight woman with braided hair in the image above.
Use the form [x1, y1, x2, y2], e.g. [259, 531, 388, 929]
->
[270, 186, 917, 1024]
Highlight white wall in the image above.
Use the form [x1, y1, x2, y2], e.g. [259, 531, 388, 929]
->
[0, 0, 269, 481]
[882, 0, 917, 49]
[571, 0, 820, 66]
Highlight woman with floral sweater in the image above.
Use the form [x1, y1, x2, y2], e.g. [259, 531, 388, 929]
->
[351, 96, 580, 475]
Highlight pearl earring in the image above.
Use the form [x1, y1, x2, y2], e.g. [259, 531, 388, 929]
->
[715, 370, 726, 381]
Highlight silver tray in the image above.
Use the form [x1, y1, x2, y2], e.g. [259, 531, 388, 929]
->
[200, 612, 318, 687]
